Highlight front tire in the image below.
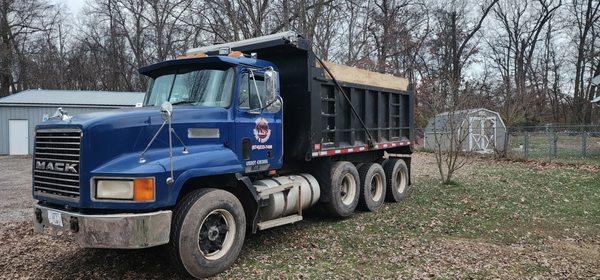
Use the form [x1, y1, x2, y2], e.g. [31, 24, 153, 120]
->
[169, 188, 246, 278]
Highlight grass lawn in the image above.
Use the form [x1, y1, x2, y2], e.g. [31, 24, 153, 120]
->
[1, 153, 598, 279]
[220, 153, 600, 279]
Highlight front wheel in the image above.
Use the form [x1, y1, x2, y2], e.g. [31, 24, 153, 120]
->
[169, 188, 246, 278]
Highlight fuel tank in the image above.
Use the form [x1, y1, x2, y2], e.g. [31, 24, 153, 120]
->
[253, 174, 320, 220]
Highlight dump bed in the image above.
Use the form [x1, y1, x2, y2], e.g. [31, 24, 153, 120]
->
[187, 32, 413, 162]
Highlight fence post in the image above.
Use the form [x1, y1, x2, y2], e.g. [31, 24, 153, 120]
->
[552, 132, 557, 160]
[582, 132, 588, 158]
[547, 124, 556, 161]
[524, 132, 529, 160]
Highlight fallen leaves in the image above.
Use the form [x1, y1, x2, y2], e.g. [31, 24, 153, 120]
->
[0, 152, 598, 279]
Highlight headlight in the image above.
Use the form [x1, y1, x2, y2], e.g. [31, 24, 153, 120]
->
[95, 178, 155, 201]
[96, 180, 134, 200]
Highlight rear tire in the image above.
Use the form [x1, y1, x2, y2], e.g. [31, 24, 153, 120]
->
[357, 163, 387, 211]
[169, 188, 246, 278]
[322, 161, 360, 217]
[383, 159, 409, 202]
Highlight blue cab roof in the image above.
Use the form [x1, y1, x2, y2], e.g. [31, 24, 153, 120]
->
[138, 55, 276, 78]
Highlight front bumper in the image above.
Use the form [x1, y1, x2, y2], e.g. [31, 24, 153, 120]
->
[33, 205, 172, 249]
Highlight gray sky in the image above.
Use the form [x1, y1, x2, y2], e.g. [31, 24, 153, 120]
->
[62, 0, 84, 15]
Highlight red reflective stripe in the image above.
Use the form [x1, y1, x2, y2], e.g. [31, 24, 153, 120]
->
[315, 141, 408, 157]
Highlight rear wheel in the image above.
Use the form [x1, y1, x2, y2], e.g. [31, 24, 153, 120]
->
[322, 161, 360, 217]
[383, 159, 409, 202]
[357, 163, 387, 211]
[169, 188, 246, 278]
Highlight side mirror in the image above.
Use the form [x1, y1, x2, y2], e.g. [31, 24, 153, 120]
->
[264, 70, 281, 113]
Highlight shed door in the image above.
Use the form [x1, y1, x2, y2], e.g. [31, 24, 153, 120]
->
[9, 120, 29, 155]
[468, 116, 496, 153]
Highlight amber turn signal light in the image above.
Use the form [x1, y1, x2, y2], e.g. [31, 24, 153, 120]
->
[133, 178, 155, 201]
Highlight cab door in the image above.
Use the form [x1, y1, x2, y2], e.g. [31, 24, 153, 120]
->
[234, 68, 283, 173]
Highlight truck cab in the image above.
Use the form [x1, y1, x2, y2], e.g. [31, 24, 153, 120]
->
[32, 32, 412, 279]
[33, 54, 282, 210]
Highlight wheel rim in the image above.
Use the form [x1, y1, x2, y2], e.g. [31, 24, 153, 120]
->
[198, 209, 236, 260]
[396, 168, 407, 194]
[370, 173, 384, 201]
[340, 173, 357, 206]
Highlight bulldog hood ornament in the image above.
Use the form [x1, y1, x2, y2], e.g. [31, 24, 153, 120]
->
[50, 107, 72, 122]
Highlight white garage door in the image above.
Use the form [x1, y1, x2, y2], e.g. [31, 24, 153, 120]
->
[9, 120, 29, 155]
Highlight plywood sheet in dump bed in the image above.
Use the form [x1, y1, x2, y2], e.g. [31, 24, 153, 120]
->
[318, 61, 409, 92]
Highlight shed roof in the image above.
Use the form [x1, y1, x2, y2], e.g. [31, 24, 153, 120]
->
[435, 108, 498, 117]
[0, 89, 145, 107]
[426, 108, 506, 131]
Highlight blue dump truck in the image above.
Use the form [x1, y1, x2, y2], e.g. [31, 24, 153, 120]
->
[32, 32, 413, 278]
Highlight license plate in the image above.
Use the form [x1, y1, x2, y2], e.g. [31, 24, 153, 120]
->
[47, 210, 63, 227]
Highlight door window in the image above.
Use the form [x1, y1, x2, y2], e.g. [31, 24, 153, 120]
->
[238, 73, 267, 110]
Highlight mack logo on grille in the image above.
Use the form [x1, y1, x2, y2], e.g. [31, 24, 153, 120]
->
[35, 161, 78, 173]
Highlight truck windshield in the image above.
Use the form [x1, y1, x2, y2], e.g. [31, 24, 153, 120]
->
[144, 67, 235, 107]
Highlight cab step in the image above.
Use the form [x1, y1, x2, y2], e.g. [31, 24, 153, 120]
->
[257, 214, 302, 230]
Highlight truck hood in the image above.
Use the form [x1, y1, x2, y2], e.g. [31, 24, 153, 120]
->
[34, 106, 241, 210]
[36, 106, 234, 172]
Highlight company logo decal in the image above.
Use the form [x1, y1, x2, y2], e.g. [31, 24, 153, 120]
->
[253, 117, 271, 144]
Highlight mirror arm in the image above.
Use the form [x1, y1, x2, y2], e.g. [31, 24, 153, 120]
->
[263, 94, 281, 109]
[248, 94, 282, 115]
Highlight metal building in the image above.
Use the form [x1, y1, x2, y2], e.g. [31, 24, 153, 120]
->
[0, 89, 144, 155]
[424, 108, 506, 153]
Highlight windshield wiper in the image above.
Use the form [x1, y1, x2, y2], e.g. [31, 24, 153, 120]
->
[171, 100, 196, 106]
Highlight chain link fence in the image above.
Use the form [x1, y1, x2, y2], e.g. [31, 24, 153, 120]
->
[506, 125, 600, 164]
[414, 125, 600, 164]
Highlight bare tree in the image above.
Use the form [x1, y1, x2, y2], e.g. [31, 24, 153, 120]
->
[0, 0, 593, 137]
[0, 0, 58, 97]
[422, 0, 499, 184]
[571, 0, 600, 124]
[490, 0, 562, 125]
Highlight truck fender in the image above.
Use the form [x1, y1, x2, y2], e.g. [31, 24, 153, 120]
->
[169, 164, 243, 204]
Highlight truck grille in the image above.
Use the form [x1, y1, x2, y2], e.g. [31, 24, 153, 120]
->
[33, 128, 82, 202]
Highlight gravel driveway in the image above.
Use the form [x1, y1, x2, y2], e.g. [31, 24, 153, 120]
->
[0, 156, 33, 223]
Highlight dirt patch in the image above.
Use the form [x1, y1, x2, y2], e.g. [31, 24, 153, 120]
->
[410, 151, 480, 180]
[0, 156, 34, 223]
[0, 221, 180, 279]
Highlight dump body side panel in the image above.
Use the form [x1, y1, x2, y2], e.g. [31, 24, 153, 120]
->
[312, 72, 412, 153]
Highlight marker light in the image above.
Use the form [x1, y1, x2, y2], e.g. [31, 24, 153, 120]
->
[228, 51, 244, 57]
[176, 52, 207, 59]
[133, 178, 155, 201]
